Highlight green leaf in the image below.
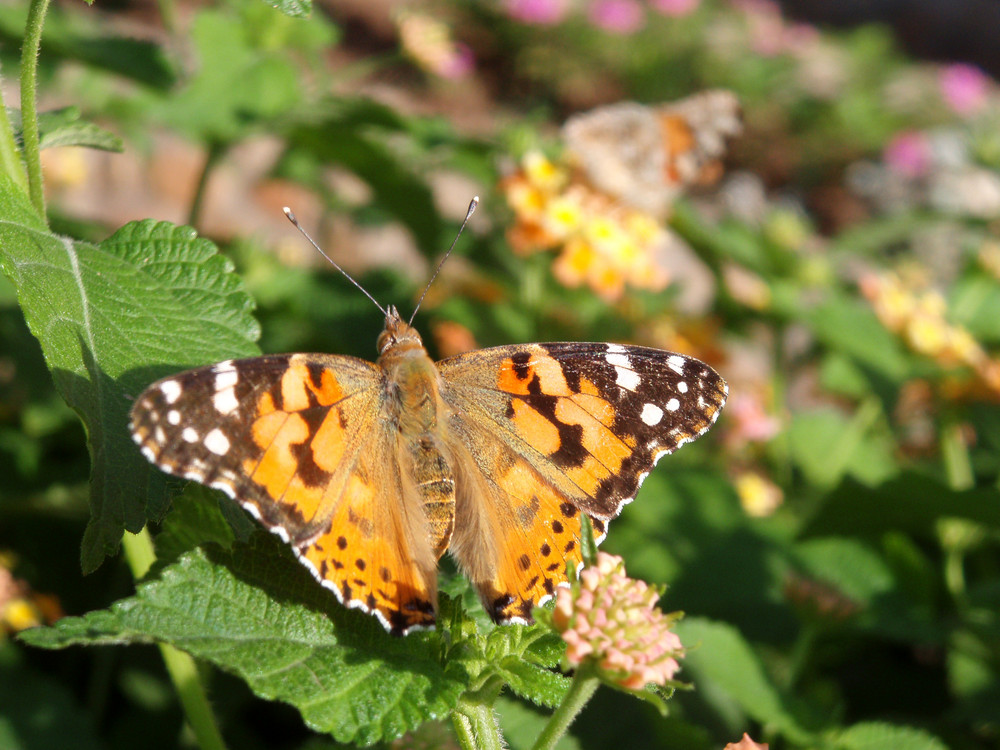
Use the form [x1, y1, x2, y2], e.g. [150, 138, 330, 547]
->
[807, 296, 909, 382]
[153, 484, 244, 565]
[264, 0, 313, 18]
[157, 10, 302, 143]
[285, 101, 443, 258]
[38, 108, 124, 152]
[803, 474, 1000, 539]
[793, 538, 894, 605]
[0, 5, 176, 89]
[21, 538, 466, 745]
[786, 402, 896, 488]
[6, 107, 125, 152]
[833, 721, 948, 750]
[0, 177, 259, 571]
[951, 273, 1000, 343]
[673, 618, 814, 743]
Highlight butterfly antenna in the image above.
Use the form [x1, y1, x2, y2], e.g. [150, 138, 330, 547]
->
[409, 196, 479, 326]
[283, 207, 388, 317]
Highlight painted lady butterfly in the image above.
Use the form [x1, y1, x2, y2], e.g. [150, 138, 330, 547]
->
[130, 211, 727, 635]
[562, 90, 742, 216]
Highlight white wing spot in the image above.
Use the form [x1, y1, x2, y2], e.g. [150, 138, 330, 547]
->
[606, 343, 627, 354]
[213, 360, 236, 373]
[641, 402, 664, 426]
[208, 480, 236, 500]
[677, 381, 688, 394]
[214, 369, 239, 390]
[616, 367, 641, 391]
[667, 355, 686, 375]
[666, 397, 681, 412]
[182, 427, 199, 443]
[167, 410, 181, 425]
[154, 426, 167, 444]
[160, 380, 182, 404]
[213, 389, 239, 415]
[606, 352, 631, 368]
[204, 428, 231, 456]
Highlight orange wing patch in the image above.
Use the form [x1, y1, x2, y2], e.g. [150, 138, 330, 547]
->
[497, 351, 637, 499]
[295, 471, 437, 634]
[451, 447, 597, 623]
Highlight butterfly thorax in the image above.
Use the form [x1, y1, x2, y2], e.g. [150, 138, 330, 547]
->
[376, 308, 456, 559]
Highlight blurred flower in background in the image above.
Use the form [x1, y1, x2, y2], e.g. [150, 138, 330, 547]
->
[503, 0, 572, 25]
[501, 151, 673, 300]
[861, 271, 1000, 395]
[588, 0, 647, 33]
[396, 10, 474, 79]
[1, 553, 62, 637]
[650, 0, 700, 18]
[939, 63, 990, 117]
[499, 0, 699, 30]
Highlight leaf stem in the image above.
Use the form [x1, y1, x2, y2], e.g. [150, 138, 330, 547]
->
[452, 698, 504, 750]
[20, 0, 51, 221]
[530, 666, 600, 750]
[0, 61, 30, 193]
[122, 529, 229, 750]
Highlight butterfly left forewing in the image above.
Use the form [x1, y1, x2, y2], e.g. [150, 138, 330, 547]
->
[439, 342, 726, 622]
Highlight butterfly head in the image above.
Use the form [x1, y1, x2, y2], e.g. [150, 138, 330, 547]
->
[378, 305, 424, 356]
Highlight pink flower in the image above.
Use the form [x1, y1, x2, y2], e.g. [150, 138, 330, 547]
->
[587, 0, 646, 33]
[724, 390, 781, 446]
[940, 64, 990, 117]
[504, 0, 571, 25]
[550, 552, 683, 690]
[650, 0, 699, 17]
[884, 131, 931, 179]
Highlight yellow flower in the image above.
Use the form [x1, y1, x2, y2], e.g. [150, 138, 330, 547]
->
[543, 192, 586, 239]
[523, 151, 566, 192]
[734, 470, 784, 517]
[552, 238, 598, 288]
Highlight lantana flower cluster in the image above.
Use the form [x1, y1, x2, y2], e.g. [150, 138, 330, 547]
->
[861, 271, 1000, 395]
[551, 552, 683, 690]
[500, 151, 671, 301]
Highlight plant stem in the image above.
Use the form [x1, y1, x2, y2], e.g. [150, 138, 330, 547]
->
[452, 698, 504, 750]
[20, 0, 51, 221]
[122, 529, 229, 750]
[155, 0, 178, 34]
[0, 61, 30, 192]
[941, 418, 974, 491]
[531, 667, 600, 750]
[785, 622, 818, 690]
[188, 141, 225, 230]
